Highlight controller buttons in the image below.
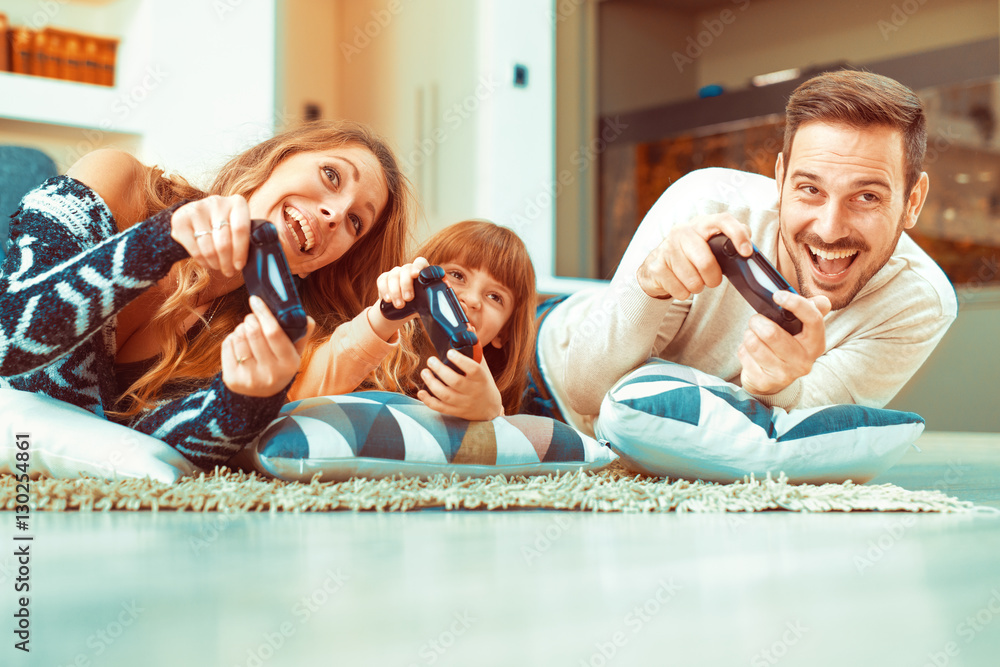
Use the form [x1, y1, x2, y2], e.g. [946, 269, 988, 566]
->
[251, 222, 278, 244]
[452, 330, 478, 348]
[419, 265, 445, 284]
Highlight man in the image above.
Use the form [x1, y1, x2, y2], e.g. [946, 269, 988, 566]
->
[537, 70, 957, 435]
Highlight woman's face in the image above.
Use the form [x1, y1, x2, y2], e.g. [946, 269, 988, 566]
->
[247, 145, 389, 277]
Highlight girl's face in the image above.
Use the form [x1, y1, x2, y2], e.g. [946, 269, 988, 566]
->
[247, 145, 389, 278]
[441, 263, 514, 349]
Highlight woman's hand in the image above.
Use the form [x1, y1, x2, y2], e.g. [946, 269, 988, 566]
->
[170, 195, 252, 278]
[221, 296, 316, 397]
[417, 346, 503, 421]
[367, 256, 431, 342]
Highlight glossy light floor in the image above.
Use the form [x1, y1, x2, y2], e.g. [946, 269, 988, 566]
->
[3, 432, 1000, 667]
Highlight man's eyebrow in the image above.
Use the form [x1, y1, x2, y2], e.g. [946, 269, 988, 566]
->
[851, 177, 892, 191]
[789, 169, 822, 183]
[790, 170, 892, 191]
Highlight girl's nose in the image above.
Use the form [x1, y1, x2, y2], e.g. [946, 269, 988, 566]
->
[459, 290, 480, 310]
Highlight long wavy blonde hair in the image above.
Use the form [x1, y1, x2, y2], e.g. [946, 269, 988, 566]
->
[116, 120, 413, 416]
[364, 220, 537, 415]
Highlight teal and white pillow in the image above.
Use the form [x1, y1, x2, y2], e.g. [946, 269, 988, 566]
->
[595, 359, 924, 484]
[253, 391, 617, 482]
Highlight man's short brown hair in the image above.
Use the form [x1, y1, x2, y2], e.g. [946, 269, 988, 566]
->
[783, 69, 927, 195]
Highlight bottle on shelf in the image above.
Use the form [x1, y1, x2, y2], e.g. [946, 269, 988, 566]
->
[9, 25, 33, 75]
[0, 13, 9, 73]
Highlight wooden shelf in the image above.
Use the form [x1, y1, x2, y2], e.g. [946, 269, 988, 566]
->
[0, 71, 142, 135]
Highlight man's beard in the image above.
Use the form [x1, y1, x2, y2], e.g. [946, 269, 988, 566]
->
[778, 207, 907, 311]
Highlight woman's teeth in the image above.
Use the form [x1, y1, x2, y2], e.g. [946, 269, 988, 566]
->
[284, 206, 316, 252]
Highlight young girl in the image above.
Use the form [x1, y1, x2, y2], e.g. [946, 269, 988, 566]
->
[289, 220, 537, 421]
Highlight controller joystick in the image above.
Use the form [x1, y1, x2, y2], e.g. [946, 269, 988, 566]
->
[242, 219, 309, 342]
[380, 265, 484, 374]
[708, 234, 803, 335]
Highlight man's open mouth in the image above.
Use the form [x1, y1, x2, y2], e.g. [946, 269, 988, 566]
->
[808, 244, 858, 277]
[283, 206, 316, 253]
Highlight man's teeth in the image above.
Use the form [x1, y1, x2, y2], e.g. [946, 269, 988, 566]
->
[809, 245, 858, 261]
[284, 206, 316, 252]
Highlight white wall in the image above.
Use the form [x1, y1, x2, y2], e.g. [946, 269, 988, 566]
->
[136, 0, 278, 187]
[475, 0, 556, 288]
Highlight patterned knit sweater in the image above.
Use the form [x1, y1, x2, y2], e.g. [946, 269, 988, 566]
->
[0, 176, 287, 469]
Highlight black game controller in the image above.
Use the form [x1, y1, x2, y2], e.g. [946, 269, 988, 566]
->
[242, 219, 309, 343]
[708, 234, 803, 335]
[380, 265, 484, 374]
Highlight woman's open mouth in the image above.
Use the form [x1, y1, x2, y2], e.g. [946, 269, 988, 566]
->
[283, 205, 316, 253]
[808, 244, 858, 279]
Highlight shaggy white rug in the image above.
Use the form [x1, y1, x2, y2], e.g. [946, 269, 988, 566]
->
[0, 462, 982, 513]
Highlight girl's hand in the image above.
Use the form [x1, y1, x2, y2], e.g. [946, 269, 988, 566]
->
[376, 256, 431, 309]
[170, 195, 252, 278]
[368, 256, 431, 342]
[221, 296, 316, 397]
[417, 348, 503, 421]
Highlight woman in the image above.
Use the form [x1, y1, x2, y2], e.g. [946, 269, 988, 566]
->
[0, 120, 412, 468]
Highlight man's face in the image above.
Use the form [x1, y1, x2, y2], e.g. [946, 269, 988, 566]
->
[775, 121, 927, 310]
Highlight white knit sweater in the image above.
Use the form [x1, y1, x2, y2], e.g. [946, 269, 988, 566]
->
[539, 168, 958, 436]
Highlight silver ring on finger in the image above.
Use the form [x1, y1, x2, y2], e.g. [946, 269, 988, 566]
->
[193, 230, 212, 239]
[212, 219, 230, 231]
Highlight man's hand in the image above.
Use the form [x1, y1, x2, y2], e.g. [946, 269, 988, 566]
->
[739, 292, 832, 396]
[636, 213, 753, 300]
